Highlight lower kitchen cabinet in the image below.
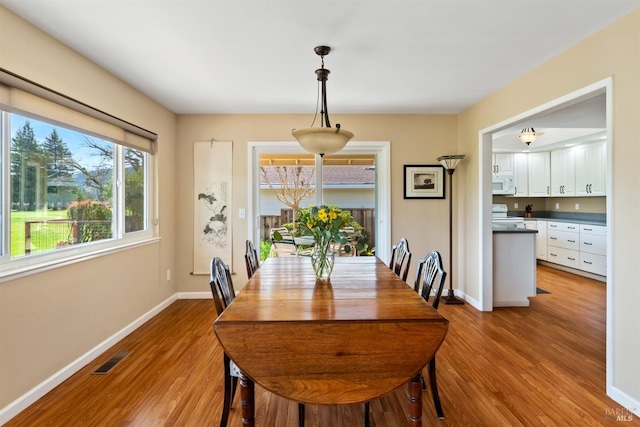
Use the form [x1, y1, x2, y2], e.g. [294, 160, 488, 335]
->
[544, 220, 606, 277]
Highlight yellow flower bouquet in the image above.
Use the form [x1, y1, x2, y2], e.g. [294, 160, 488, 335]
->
[297, 205, 350, 279]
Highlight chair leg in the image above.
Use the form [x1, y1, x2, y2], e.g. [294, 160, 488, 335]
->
[364, 401, 370, 427]
[231, 376, 238, 406]
[298, 403, 305, 427]
[428, 357, 444, 419]
[220, 356, 233, 427]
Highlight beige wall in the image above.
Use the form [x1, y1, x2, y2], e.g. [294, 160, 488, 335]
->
[457, 8, 640, 405]
[176, 114, 457, 290]
[2, 1, 639, 417]
[0, 7, 177, 408]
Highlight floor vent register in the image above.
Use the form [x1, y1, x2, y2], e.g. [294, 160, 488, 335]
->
[91, 350, 132, 375]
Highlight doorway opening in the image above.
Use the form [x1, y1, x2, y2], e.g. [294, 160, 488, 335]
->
[247, 141, 391, 263]
[478, 76, 612, 391]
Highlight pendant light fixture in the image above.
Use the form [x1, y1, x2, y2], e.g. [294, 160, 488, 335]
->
[292, 46, 354, 156]
[518, 127, 542, 146]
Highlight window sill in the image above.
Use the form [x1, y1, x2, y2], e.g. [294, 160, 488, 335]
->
[0, 236, 161, 284]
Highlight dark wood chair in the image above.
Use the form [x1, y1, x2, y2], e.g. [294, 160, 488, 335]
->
[389, 238, 412, 282]
[209, 257, 305, 427]
[244, 239, 260, 278]
[413, 250, 447, 418]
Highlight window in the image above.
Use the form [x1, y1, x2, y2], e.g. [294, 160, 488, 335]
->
[1, 111, 150, 269]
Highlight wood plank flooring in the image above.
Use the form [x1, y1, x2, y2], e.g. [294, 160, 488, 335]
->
[6, 265, 638, 426]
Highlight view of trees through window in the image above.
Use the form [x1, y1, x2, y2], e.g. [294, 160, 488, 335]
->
[5, 113, 145, 258]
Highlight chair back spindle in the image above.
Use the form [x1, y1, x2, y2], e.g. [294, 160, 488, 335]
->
[414, 251, 447, 310]
[389, 238, 412, 282]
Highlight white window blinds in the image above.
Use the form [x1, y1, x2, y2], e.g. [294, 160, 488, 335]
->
[0, 67, 157, 153]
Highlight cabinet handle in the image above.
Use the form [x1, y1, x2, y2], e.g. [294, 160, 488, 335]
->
[550, 224, 557, 228]
[584, 242, 593, 245]
[496, 165, 499, 173]
[550, 253, 558, 257]
[568, 240, 576, 243]
[550, 237, 558, 240]
[589, 184, 593, 193]
[547, 186, 550, 195]
[514, 186, 517, 194]
[568, 226, 576, 229]
[583, 260, 593, 265]
[584, 228, 592, 231]
[568, 257, 576, 261]
[586, 184, 589, 193]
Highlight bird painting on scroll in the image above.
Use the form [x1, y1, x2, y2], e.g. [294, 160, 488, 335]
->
[198, 184, 228, 247]
[193, 140, 232, 274]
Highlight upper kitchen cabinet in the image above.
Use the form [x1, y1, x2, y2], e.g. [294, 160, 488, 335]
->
[513, 153, 529, 197]
[575, 141, 606, 196]
[551, 148, 577, 196]
[492, 153, 514, 177]
[527, 152, 551, 197]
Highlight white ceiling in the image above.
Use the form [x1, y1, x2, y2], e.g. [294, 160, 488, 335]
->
[2, 0, 638, 117]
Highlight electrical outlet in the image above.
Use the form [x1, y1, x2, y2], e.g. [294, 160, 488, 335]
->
[575, 203, 580, 210]
[555, 203, 560, 210]
[239, 208, 246, 219]
[514, 203, 519, 209]
[166, 269, 171, 281]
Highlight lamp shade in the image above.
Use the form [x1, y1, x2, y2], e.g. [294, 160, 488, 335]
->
[437, 154, 465, 171]
[518, 128, 542, 145]
[292, 127, 354, 156]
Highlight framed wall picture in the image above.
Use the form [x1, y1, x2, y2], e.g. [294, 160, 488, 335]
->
[403, 164, 445, 199]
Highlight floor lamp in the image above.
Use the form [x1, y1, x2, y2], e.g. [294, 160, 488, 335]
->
[437, 154, 465, 305]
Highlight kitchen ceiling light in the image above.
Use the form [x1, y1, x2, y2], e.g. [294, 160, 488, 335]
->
[518, 127, 542, 145]
[292, 46, 353, 156]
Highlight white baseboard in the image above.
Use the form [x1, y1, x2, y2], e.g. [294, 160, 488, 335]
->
[176, 291, 211, 299]
[608, 385, 640, 418]
[457, 290, 481, 310]
[0, 294, 178, 426]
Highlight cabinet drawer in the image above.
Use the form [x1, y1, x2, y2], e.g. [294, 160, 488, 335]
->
[547, 247, 580, 269]
[580, 233, 606, 256]
[548, 230, 579, 250]
[580, 252, 606, 276]
[580, 224, 606, 236]
[547, 221, 579, 232]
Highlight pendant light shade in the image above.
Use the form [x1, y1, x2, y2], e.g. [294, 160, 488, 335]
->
[292, 46, 353, 156]
[292, 127, 354, 156]
[518, 127, 542, 146]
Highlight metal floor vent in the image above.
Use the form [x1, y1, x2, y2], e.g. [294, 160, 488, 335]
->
[92, 350, 132, 375]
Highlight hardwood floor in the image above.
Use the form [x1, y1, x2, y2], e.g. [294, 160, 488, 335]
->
[6, 265, 638, 426]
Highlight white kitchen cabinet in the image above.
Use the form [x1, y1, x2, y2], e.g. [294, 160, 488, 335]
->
[527, 152, 550, 197]
[579, 224, 607, 275]
[492, 153, 514, 177]
[513, 153, 528, 197]
[547, 221, 580, 269]
[551, 148, 576, 196]
[545, 221, 606, 277]
[575, 141, 606, 196]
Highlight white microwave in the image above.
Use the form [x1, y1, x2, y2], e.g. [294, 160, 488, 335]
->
[492, 175, 516, 195]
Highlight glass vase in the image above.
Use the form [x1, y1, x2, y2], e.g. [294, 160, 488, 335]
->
[311, 240, 335, 280]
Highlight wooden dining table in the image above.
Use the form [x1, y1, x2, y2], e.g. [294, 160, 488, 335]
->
[214, 256, 449, 427]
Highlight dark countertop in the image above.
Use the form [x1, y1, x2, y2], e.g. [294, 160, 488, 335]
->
[522, 216, 606, 226]
[492, 225, 538, 234]
[510, 211, 606, 226]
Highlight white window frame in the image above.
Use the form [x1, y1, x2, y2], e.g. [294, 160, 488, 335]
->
[247, 141, 391, 264]
[0, 111, 155, 283]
